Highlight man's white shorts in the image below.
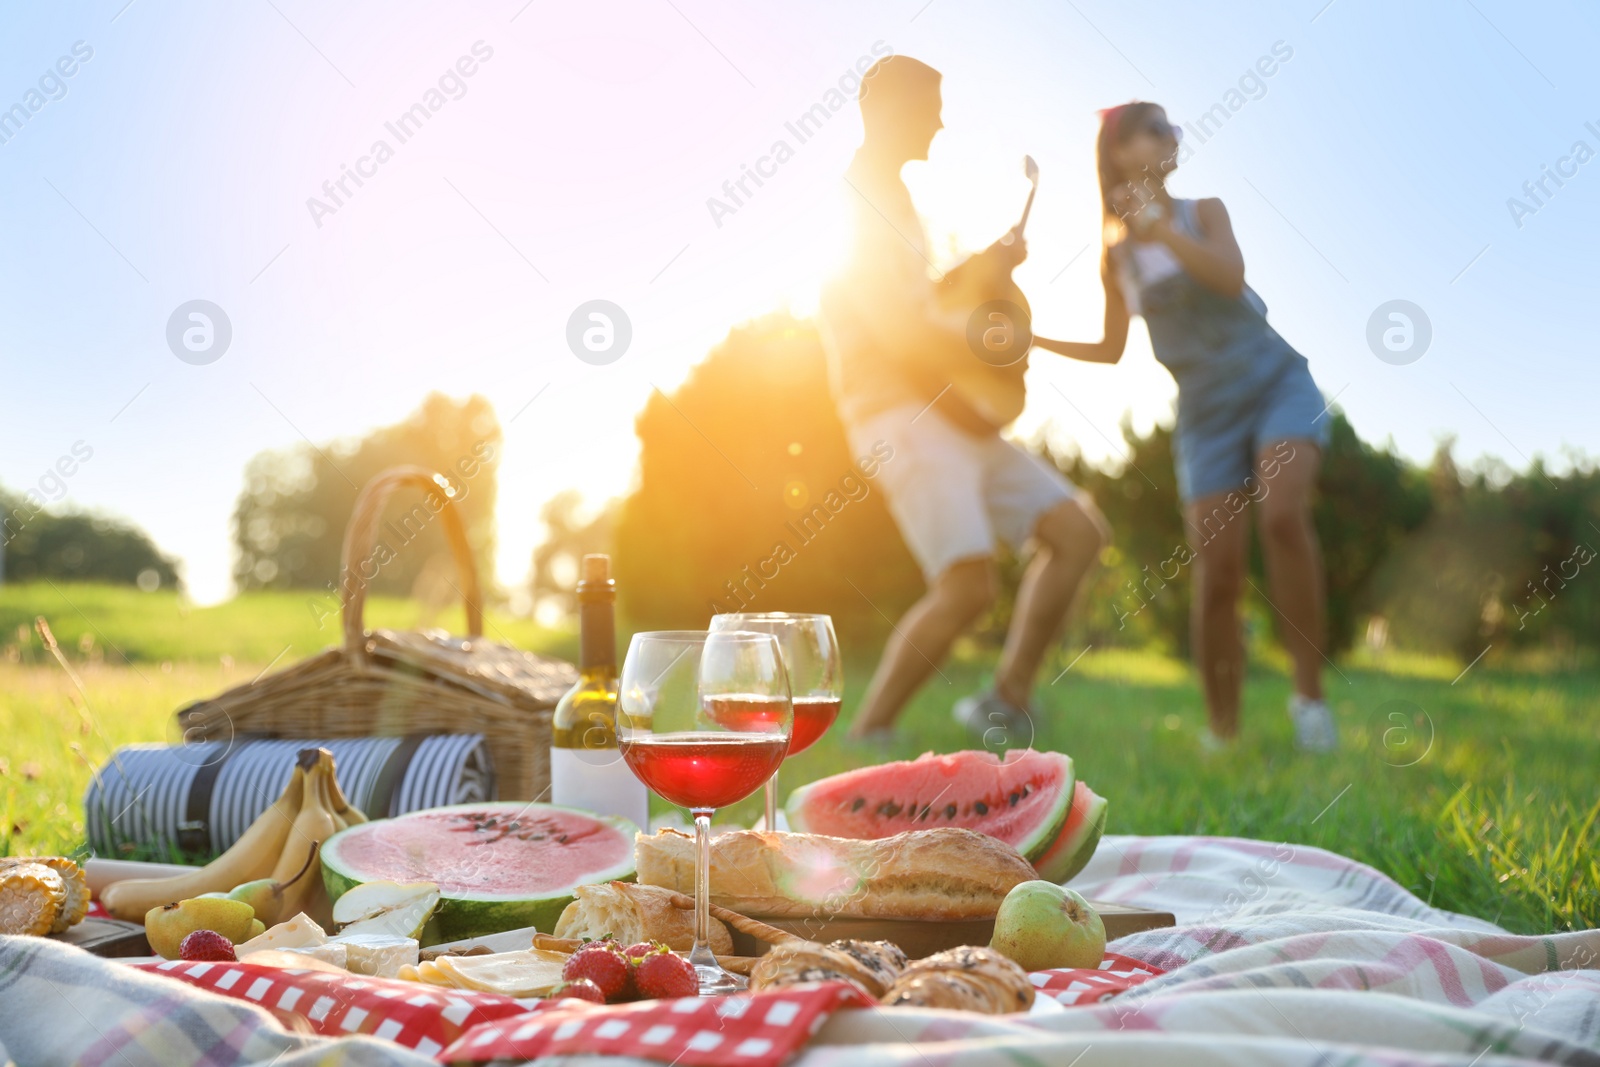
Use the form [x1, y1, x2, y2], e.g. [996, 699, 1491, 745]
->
[848, 403, 1079, 581]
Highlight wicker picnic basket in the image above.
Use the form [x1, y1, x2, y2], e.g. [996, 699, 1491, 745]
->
[176, 466, 576, 800]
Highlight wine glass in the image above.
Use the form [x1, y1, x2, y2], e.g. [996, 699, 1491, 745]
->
[708, 613, 842, 832]
[617, 630, 791, 994]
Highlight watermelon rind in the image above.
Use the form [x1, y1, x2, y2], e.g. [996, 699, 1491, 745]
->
[1034, 783, 1108, 885]
[785, 749, 1075, 863]
[320, 802, 638, 945]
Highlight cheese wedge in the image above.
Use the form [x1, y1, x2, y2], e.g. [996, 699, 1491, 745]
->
[331, 932, 419, 978]
[236, 912, 327, 956]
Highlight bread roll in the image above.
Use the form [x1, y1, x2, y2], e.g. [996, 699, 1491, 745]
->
[881, 972, 993, 1012]
[829, 940, 907, 994]
[749, 941, 893, 997]
[881, 946, 1034, 1014]
[634, 828, 1035, 919]
[553, 881, 732, 955]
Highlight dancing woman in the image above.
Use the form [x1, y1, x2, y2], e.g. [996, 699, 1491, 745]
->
[1033, 101, 1336, 751]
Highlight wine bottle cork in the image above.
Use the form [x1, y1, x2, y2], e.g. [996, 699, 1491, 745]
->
[581, 554, 610, 583]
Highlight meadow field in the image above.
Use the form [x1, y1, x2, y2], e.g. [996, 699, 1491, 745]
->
[2, 582, 1594, 936]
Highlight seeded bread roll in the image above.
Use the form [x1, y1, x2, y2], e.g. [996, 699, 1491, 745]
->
[553, 881, 733, 955]
[748, 940, 894, 997]
[881, 946, 1035, 1014]
[634, 828, 1036, 920]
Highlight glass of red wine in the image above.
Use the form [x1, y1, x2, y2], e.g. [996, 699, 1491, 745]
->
[708, 613, 842, 832]
[617, 630, 791, 994]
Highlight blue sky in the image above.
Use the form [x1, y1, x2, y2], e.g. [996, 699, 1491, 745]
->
[1, 0, 1596, 604]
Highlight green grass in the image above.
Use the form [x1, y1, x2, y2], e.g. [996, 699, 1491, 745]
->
[2, 584, 1595, 935]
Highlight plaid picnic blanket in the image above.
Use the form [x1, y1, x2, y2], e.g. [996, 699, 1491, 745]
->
[3, 835, 1597, 1066]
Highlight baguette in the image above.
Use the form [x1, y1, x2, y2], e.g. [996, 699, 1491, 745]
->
[634, 827, 1036, 920]
[553, 882, 733, 956]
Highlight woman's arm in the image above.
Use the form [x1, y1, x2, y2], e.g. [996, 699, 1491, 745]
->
[1145, 197, 1245, 299]
[1032, 255, 1131, 364]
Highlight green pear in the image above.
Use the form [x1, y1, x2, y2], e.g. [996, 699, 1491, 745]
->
[144, 897, 258, 959]
[226, 879, 279, 921]
[225, 846, 318, 927]
[332, 882, 440, 940]
[331, 881, 438, 927]
[990, 881, 1106, 971]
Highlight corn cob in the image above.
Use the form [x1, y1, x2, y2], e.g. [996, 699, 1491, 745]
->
[0, 862, 65, 937]
[2, 858, 89, 932]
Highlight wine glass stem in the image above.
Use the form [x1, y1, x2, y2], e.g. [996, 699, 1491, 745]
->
[690, 807, 716, 971]
[764, 769, 778, 832]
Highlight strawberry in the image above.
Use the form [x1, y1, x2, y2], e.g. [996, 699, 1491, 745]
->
[623, 940, 667, 962]
[562, 942, 633, 1001]
[633, 950, 698, 1000]
[179, 930, 236, 962]
[549, 978, 606, 1004]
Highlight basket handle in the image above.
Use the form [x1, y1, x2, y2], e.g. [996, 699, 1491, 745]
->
[340, 466, 484, 656]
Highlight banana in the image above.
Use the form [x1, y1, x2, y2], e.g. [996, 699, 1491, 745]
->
[271, 752, 338, 924]
[324, 751, 367, 827]
[101, 764, 306, 921]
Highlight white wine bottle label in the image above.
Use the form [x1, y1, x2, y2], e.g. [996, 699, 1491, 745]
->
[550, 747, 650, 832]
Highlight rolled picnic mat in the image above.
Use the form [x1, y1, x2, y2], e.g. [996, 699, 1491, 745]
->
[84, 734, 494, 856]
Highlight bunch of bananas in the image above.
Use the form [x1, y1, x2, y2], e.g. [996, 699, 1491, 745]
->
[101, 747, 364, 927]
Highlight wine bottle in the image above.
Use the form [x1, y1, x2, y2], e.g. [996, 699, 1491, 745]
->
[549, 554, 650, 831]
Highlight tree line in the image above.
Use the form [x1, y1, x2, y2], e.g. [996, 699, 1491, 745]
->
[7, 317, 1595, 667]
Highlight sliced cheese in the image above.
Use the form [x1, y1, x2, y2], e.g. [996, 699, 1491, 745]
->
[330, 932, 419, 978]
[419, 948, 571, 998]
[236, 912, 327, 955]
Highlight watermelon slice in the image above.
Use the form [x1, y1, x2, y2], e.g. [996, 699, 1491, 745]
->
[1032, 781, 1108, 885]
[784, 749, 1074, 863]
[320, 803, 638, 944]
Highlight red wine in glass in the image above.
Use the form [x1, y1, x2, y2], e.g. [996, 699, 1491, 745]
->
[620, 732, 788, 811]
[702, 693, 792, 734]
[788, 695, 843, 756]
[706, 613, 843, 830]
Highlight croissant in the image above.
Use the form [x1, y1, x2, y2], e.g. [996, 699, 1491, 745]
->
[881, 946, 1035, 1014]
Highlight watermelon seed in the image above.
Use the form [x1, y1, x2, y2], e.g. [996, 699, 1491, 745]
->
[1009, 792, 1020, 806]
[973, 801, 988, 815]
[944, 803, 957, 819]
[877, 801, 903, 818]
[850, 798, 865, 813]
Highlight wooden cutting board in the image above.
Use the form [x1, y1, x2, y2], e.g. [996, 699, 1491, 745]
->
[729, 902, 1175, 959]
[424, 902, 1174, 961]
[54, 917, 152, 957]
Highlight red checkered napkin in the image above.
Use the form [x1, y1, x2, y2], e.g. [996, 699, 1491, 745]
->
[1029, 952, 1165, 1006]
[136, 960, 532, 1058]
[440, 981, 876, 1067]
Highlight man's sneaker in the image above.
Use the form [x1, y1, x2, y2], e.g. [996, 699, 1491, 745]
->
[1198, 728, 1237, 755]
[1288, 695, 1338, 752]
[953, 690, 1033, 749]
